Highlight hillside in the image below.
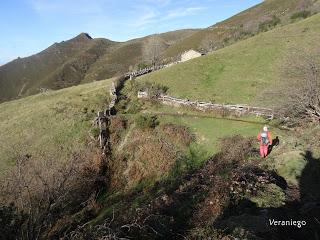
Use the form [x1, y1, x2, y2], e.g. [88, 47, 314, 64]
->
[0, 33, 116, 101]
[82, 29, 200, 83]
[164, 0, 320, 58]
[0, 78, 113, 173]
[1, 0, 319, 103]
[140, 13, 320, 106]
[0, 30, 198, 103]
[1, 1, 320, 239]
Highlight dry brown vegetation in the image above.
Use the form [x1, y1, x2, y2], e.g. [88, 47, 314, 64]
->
[270, 48, 320, 123]
[109, 115, 128, 146]
[66, 135, 286, 240]
[111, 127, 183, 188]
[0, 146, 107, 239]
[160, 123, 195, 147]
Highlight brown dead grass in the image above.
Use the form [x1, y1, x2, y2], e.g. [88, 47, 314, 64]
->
[109, 115, 128, 146]
[123, 129, 180, 187]
[161, 123, 195, 147]
[109, 125, 188, 189]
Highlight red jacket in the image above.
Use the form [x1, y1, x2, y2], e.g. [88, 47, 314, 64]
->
[257, 131, 272, 146]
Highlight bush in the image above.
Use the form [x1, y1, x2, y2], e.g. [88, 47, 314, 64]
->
[161, 124, 195, 147]
[126, 100, 143, 114]
[109, 115, 128, 145]
[219, 135, 256, 163]
[137, 62, 149, 70]
[135, 114, 159, 129]
[138, 81, 168, 98]
[291, 10, 311, 20]
[259, 16, 281, 32]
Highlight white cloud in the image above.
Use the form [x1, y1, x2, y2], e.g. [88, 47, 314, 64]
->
[130, 8, 158, 28]
[130, 5, 205, 29]
[166, 7, 205, 19]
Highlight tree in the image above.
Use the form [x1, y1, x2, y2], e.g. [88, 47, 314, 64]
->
[274, 49, 320, 122]
[143, 35, 166, 67]
[200, 36, 216, 53]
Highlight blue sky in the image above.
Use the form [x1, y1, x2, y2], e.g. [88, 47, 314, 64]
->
[0, 0, 262, 65]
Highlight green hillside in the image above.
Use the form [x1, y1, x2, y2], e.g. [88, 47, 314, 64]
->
[140, 13, 320, 106]
[164, 0, 320, 58]
[0, 30, 198, 103]
[1, 0, 318, 103]
[0, 78, 113, 173]
[1, 2, 320, 239]
[82, 29, 200, 83]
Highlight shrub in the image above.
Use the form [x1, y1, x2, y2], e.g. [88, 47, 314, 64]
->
[161, 123, 195, 147]
[109, 116, 128, 145]
[258, 16, 281, 32]
[291, 10, 311, 20]
[137, 62, 149, 70]
[138, 81, 168, 98]
[219, 135, 256, 163]
[135, 114, 159, 129]
[126, 99, 143, 114]
[0, 149, 102, 239]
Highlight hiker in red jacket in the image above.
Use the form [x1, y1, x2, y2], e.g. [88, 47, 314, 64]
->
[257, 126, 272, 158]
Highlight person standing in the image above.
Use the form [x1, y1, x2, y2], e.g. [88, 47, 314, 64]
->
[257, 126, 272, 158]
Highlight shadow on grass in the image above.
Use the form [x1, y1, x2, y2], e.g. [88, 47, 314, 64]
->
[75, 145, 319, 239]
[214, 150, 320, 240]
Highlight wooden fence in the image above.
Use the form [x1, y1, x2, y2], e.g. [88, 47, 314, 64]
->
[138, 91, 274, 119]
[94, 61, 274, 153]
[124, 62, 179, 79]
[94, 64, 175, 151]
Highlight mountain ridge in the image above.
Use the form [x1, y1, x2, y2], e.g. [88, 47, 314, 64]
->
[1, 0, 319, 103]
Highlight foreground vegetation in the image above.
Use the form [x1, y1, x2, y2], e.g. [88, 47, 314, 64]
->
[1, 2, 320, 240]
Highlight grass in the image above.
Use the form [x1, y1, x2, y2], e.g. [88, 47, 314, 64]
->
[140, 13, 320, 106]
[0, 78, 113, 173]
[142, 103, 285, 155]
[158, 114, 268, 155]
[163, 0, 317, 58]
[274, 151, 306, 185]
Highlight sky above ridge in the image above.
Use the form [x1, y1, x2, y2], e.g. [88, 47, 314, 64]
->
[0, 0, 262, 65]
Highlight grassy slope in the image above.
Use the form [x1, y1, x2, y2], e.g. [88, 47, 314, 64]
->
[0, 30, 198, 103]
[164, 0, 318, 58]
[140, 13, 320, 106]
[0, 78, 113, 173]
[144, 104, 272, 155]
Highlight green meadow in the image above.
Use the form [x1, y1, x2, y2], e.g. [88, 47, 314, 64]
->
[0, 78, 113, 173]
[140, 14, 320, 106]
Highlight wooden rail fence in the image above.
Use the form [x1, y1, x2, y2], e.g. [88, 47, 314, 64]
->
[94, 61, 274, 152]
[138, 91, 274, 119]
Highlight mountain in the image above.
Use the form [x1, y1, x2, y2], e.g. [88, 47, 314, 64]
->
[1, 0, 319, 103]
[0, 30, 198, 103]
[1, 1, 320, 239]
[1, 12, 320, 239]
[164, 0, 320, 58]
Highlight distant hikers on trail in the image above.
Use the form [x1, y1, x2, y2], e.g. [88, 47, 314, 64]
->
[257, 126, 272, 158]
